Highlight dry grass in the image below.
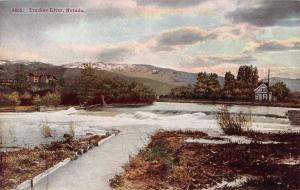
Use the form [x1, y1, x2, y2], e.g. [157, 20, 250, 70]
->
[216, 105, 252, 135]
[1, 134, 109, 189]
[112, 131, 300, 190]
[63, 121, 76, 140]
[40, 121, 52, 138]
[0, 119, 16, 145]
[109, 174, 124, 188]
[0, 106, 37, 112]
[68, 121, 76, 137]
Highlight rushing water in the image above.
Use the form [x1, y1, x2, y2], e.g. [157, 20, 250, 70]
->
[0, 102, 299, 148]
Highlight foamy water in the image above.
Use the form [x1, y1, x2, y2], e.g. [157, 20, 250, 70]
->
[0, 102, 299, 148]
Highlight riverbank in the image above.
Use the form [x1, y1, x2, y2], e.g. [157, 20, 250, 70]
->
[0, 133, 112, 190]
[0, 106, 37, 112]
[86, 102, 153, 111]
[0, 102, 153, 113]
[158, 98, 300, 108]
[111, 131, 300, 190]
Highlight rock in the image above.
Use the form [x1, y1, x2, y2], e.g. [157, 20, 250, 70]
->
[63, 133, 74, 140]
[91, 140, 98, 146]
[83, 146, 88, 153]
[77, 149, 84, 155]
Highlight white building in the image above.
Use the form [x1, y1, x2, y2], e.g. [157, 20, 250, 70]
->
[254, 83, 273, 101]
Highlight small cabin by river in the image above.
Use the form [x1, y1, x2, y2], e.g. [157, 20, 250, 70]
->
[254, 83, 273, 102]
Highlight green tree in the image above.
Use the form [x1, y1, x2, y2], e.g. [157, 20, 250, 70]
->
[78, 65, 99, 105]
[61, 65, 155, 105]
[222, 71, 236, 99]
[194, 72, 220, 99]
[194, 72, 208, 98]
[13, 65, 29, 92]
[207, 73, 221, 99]
[270, 82, 290, 101]
[170, 85, 193, 99]
[236, 65, 259, 100]
[60, 69, 81, 105]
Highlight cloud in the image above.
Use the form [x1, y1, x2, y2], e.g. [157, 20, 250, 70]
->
[256, 41, 300, 52]
[227, 0, 300, 27]
[181, 54, 254, 68]
[246, 40, 300, 52]
[135, 0, 208, 8]
[97, 48, 133, 62]
[0, 48, 42, 62]
[156, 27, 215, 47]
[153, 26, 254, 52]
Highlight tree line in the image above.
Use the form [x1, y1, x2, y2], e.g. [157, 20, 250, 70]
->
[169, 65, 290, 101]
[62, 65, 155, 105]
[0, 65, 156, 107]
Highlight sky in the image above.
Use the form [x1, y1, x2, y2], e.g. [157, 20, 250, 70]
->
[0, 0, 300, 78]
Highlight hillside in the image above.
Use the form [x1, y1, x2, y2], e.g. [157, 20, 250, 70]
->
[0, 60, 174, 95]
[1, 60, 299, 94]
[270, 77, 300, 92]
[64, 62, 224, 87]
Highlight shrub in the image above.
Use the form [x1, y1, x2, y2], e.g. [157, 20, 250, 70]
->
[0, 93, 10, 106]
[63, 121, 76, 140]
[216, 105, 251, 135]
[143, 138, 174, 174]
[32, 94, 41, 106]
[68, 121, 76, 137]
[20, 91, 32, 105]
[109, 174, 124, 188]
[7, 92, 21, 106]
[41, 121, 52, 138]
[144, 140, 171, 162]
[40, 92, 61, 106]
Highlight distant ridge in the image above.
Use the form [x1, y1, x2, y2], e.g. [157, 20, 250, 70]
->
[63, 62, 224, 87]
[1, 60, 299, 92]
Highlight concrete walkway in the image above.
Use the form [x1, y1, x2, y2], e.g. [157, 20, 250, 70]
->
[30, 125, 156, 190]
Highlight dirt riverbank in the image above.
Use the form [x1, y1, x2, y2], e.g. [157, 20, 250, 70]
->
[111, 131, 300, 190]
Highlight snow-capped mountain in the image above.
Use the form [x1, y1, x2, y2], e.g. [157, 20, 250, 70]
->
[63, 62, 201, 86]
[63, 62, 134, 71]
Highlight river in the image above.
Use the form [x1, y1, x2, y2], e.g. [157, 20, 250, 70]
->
[0, 102, 299, 148]
[1, 102, 300, 190]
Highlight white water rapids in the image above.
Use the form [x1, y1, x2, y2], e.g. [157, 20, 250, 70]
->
[0, 102, 299, 190]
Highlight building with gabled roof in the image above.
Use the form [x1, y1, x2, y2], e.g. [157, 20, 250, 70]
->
[254, 83, 273, 101]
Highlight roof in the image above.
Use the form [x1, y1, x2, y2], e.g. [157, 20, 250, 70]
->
[28, 70, 58, 81]
[254, 83, 268, 92]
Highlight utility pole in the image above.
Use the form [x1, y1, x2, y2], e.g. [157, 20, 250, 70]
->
[267, 69, 270, 102]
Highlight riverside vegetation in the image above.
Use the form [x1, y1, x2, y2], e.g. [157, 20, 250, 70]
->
[169, 65, 292, 102]
[0, 64, 156, 109]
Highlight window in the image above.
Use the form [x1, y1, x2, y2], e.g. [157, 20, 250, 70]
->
[263, 94, 267, 100]
[261, 87, 265, 92]
[255, 95, 259, 100]
[33, 76, 38, 83]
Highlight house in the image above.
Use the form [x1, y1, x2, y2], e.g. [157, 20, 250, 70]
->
[254, 83, 273, 101]
[28, 71, 57, 84]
